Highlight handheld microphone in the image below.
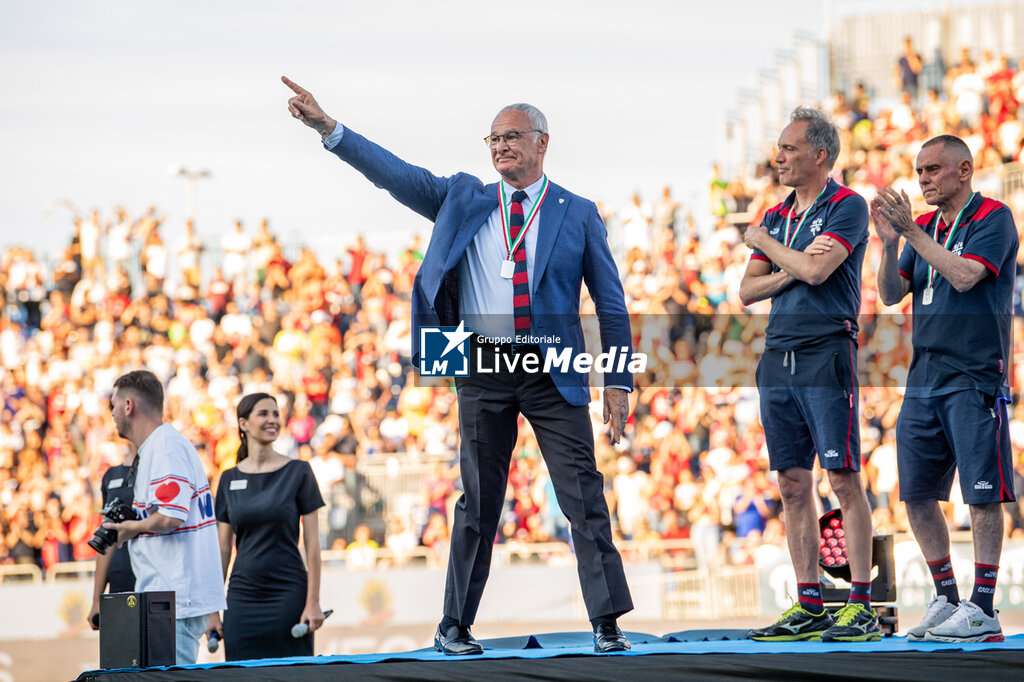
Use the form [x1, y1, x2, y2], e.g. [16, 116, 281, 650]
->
[291, 609, 333, 638]
[207, 631, 220, 653]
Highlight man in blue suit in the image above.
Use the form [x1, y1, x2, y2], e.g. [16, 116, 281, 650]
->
[284, 77, 634, 654]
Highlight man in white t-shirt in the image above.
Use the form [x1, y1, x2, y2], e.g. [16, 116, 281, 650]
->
[104, 370, 226, 665]
[220, 220, 252, 291]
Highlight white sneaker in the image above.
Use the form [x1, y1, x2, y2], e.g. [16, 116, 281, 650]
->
[906, 595, 956, 642]
[923, 599, 1004, 643]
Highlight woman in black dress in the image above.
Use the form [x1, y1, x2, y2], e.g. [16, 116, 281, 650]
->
[207, 393, 325, 660]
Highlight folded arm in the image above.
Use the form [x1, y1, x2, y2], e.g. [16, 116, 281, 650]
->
[739, 258, 794, 305]
[739, 233, 837, 305]
[743, 224, 851, 287]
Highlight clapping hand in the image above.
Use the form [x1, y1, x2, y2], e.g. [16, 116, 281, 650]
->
[870, 188, 912, 248]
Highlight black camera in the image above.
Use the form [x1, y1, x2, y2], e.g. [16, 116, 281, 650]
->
[88, 499, 138, 555]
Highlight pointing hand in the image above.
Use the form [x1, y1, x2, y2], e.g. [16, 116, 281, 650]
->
[282, 76, 337, 139]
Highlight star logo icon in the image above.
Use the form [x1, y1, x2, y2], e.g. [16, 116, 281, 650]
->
[440, 321, 473, 359]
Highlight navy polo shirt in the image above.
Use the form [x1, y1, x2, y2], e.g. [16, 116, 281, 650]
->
[898, 194, 1018, 397]
[752, 179, 869, 350]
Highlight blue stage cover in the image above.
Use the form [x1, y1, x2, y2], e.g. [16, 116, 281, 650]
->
[78, 631, 1024, 680]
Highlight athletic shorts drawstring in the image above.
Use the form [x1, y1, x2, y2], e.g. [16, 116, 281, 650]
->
[782, 350, 796, 376]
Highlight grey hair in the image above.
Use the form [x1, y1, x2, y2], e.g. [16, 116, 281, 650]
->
[497, 103, 548, 134]
[790, 106, 840, 169]
[921, 134, 973, 164]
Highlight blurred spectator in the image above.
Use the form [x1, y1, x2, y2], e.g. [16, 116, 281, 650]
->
[893, 36, 923, 100]
[612, 456, 647, 539]
[346, 524, 379, 570]
[420, 512, 450, 567]
[221, 220, 252, 291]
[733, 479, 770, 539]
[620, 193, 653, 251]
[866, 429, 899, 510]
[952, 63, 985, 128]
[176, 219, 205, 297]
[382, 517, 418, 567]
[653, 186, 680, 235]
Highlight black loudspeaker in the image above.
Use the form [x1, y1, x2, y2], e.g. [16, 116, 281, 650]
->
[99, 591, 176, 668]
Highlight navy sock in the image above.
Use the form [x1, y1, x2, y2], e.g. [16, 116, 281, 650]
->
[440, 615, 460, 631]
[926, 555, 960, 605]
[797, 582, 824, 613]
[590, 615, 616, 631]
[971, 563, 998, 616]
[848, 581, 871, 607]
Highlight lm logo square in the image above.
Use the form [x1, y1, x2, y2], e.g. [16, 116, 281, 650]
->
[419, 322, 472, 377]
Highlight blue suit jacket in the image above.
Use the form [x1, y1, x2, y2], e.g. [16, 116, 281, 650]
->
[329, 128, 634, 406]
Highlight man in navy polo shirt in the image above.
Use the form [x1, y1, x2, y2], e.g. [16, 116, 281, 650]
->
[741, 107, 879, 642]
[874, 135, 1017, 643]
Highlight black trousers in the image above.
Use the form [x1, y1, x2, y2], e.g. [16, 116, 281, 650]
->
[443, 344, 633, 624]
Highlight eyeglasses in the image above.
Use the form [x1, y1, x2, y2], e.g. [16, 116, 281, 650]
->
[484, 130, 542, 147]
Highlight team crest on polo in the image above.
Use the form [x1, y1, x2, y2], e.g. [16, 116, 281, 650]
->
[810, 218, 823, 235]
[419, 321, 473, 377]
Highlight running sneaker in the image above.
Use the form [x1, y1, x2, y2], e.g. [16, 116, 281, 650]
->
[820, 602, 882, 642]
[924, 599, 1004, 643]
[906, 595, 956, 642]
[748, 603, 834, 641]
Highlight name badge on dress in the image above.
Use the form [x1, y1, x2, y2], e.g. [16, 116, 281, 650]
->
[229, 479, 248, 490]
[108, 478, 123, 489]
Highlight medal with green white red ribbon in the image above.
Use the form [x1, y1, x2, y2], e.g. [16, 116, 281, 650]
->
[923, 192, 975, 306]
[784, 187, 826, 248]
[499, 176, 549, 279]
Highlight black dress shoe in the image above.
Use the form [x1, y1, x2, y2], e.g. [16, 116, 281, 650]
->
[593, 622, 631, 652]
[434, 624, 484, 655]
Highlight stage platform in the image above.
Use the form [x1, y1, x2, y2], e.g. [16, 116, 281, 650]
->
[77, 630, 1024, 681]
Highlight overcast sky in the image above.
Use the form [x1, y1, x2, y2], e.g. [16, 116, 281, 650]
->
[1, 0, 831, 260]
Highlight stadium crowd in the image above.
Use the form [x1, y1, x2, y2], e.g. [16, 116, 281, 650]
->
[3, 46, 1024, 578]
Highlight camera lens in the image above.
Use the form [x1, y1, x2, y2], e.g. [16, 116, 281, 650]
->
[88, 499, 137, 554]
[87, 526, 116, 554]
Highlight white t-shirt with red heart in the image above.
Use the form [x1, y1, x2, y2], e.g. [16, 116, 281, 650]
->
[129, 423, 227, 619]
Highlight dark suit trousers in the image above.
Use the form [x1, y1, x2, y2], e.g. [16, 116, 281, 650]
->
[444, 344, 633, 624]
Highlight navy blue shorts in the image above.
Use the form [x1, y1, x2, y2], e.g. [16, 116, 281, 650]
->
[756, 340, 860, 472]
[896, 391, 1016, 505]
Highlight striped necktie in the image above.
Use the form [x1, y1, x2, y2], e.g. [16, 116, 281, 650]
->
[509, 190, 531, 342]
